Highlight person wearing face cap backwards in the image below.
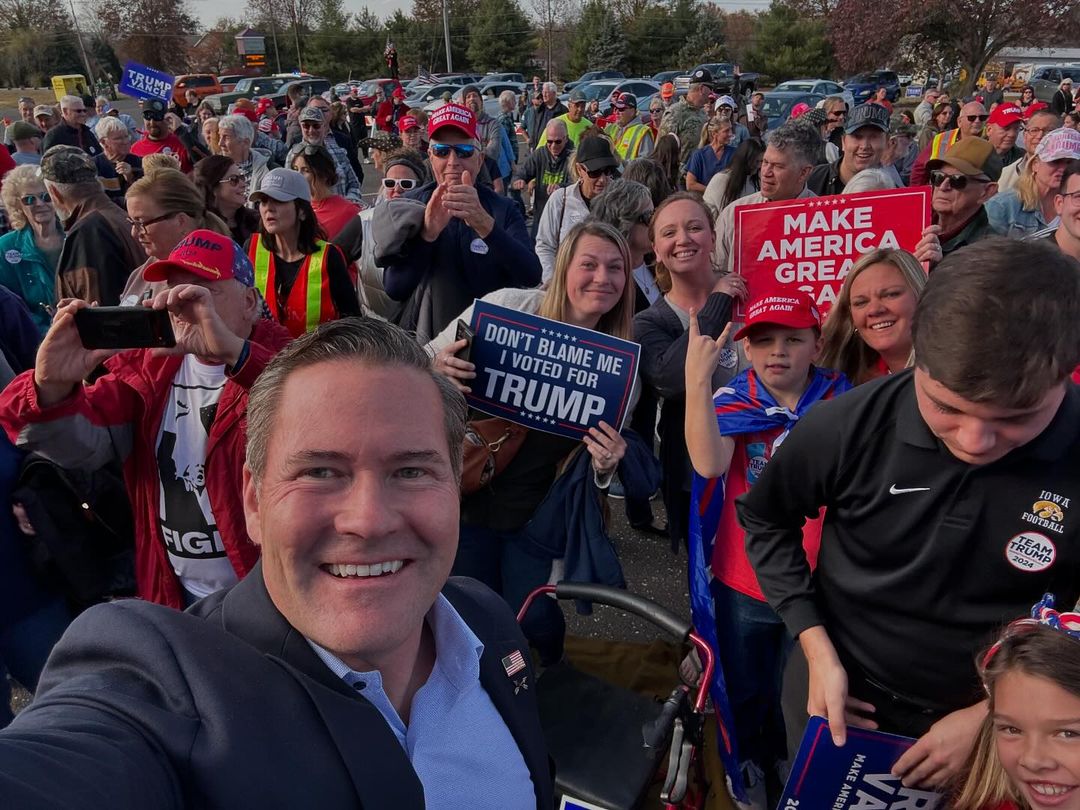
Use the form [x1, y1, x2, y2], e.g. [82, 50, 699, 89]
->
[372, 103, 540, 343]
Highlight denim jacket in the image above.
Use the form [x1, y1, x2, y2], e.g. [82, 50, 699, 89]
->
[985, 190, 1058, 239]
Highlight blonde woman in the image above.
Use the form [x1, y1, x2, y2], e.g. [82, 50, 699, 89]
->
[986, 128, 1080, 238]
[817, 248, 927, 385]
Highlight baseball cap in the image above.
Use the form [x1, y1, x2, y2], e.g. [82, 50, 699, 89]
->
[33, 105, 52, 119]
[734, 291, 822, 341]
[715, 95, 736, 110]
[789, 102, 811, 119]
[613, 93, 637, 110]
[660, 82, 675, 99]
[298, 106, 325, 124]
[889, 114, 917, 137]
[142, 99, 167, 120]
[248, 168, 312, 203]
[460, 84, 482, 101]
[987, 104, 1024, 128]
[575, 137, 619, 172]
[689, 67, 714, 86]
[397, 115, 419, 132]
[845, 103, 891, 134]
[1035, 128, 1080, 163]
[392, 87, 406, 100]
[927, 136, 1002, 182]
[143, 230, 255, 286]
[803, 108, 828, 127]
[568, 89, 587, 103]
[1024, 101, 1050, 119]
[40, 145, 98, 183]
[8, 121, 41, 141]
[427, 103, 477, 140]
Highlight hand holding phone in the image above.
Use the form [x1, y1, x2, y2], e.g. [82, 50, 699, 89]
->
[34, 301, 126, 408]
[74, 306, 176, 350]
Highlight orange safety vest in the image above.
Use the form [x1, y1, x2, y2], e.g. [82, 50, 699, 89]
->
[249, 239, 335, 338]
[928, 128, 962, 161]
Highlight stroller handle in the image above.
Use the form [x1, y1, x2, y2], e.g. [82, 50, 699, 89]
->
[519, 582, 693, 640]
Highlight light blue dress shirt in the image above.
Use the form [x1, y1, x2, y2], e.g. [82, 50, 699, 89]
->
[308, 594, 535, 809]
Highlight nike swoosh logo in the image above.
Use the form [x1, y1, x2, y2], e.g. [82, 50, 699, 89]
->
[889, 485, 931, 495]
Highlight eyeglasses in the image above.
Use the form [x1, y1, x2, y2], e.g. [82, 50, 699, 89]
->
[1023, 125, 1052, 136]
[20, 193, 51, 205]
[219, 174, 245, 187]
[584, 166, 618, 179]
[929, 170, 990, 190]
[963, 114, 989, 123]
[429, 143, 478, 159]
[547, 138, 565, 145]
[382, 177, 418, 190]
[1059, 190, 1080, 204]
[127, 211, 179, 232]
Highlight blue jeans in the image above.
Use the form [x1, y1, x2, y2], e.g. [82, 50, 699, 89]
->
[712, 580, 792, 768]
[0, 598, 71, 727]
[455, 524, 565, 664]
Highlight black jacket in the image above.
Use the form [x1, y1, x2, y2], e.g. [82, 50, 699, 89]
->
[42, 122, 102, 157]
[0, 565, 553, 808]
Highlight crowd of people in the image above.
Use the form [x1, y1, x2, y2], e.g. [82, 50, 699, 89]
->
[0, 65, 1077, 810]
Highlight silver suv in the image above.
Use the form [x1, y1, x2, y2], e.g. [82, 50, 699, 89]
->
[1029, 65, 1080, 102]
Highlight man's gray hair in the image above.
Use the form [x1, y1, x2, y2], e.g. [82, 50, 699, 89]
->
[94, 116, 129, 141]
[245, 318, 468, 485]
[766, 119, 822, 168]
[499, 90, 517, 110]
[590, 179, 653, 241]
[59, 95, 82, 110]
[95, 96, 109, 106]
[43, 179, 102, 202]
[842, 168, 899, 194]
[545, 118, 568, 137]
[543, 81, 557, 93]
[218, 114, 254, 143]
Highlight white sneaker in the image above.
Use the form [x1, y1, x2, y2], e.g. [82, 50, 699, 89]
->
[726, 761, 768, 810]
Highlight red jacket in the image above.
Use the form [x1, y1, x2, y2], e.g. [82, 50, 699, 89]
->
[0, 319, 292, 609]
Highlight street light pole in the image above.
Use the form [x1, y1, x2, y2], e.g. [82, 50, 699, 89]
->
[442, 0, 453, 73]
[290, 0, 304, 73]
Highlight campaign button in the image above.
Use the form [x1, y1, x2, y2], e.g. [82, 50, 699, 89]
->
[1005, 531, 1056, 572]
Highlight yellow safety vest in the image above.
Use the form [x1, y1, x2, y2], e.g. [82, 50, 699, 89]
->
[250, 239, 331, 336]
[606, 123, 651, 161]
[928, 128, 962, 161]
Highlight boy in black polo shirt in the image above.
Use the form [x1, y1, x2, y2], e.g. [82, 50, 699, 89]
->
[737, 237, 1080, 789]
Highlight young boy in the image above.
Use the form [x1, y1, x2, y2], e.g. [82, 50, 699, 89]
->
[683, 291, 851, 809]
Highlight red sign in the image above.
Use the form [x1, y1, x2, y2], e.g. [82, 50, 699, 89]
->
[732, 187, 931, 318]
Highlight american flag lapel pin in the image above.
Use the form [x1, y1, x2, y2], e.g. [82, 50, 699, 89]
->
[502, 649, 526, 679]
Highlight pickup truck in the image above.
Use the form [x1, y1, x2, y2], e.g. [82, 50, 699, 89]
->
[673, 63, 759, 98]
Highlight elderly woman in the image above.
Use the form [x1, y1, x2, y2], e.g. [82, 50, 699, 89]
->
[289, 143, 361, 240]
[217, 114, 269, 200]
[201, 116, 220, 157]
[0, 166, 64, 335]
[986, 128, 1080, 238]
[818, 248, 926, 384]
[93, 116, 143, 203]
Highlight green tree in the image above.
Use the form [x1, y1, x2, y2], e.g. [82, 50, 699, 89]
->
[90, 0, 202, 73]
[746, 2, 832, 83]
[676, 3, 726, 67]
[467, 0, 534, 72]
[588, 14, 628, 73]
[0, 0, 86, 85]
[568, 0, 606, 77]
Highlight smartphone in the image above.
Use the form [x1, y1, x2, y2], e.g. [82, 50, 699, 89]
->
[74, 307, 176, 350]
[454, 319, 474, 363]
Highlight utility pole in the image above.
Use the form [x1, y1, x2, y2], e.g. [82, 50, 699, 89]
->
[442, 0, 453, 73]
[270, 16, 283, 74]
[68, 0, 96, 85]
[290, 0, 304, 73]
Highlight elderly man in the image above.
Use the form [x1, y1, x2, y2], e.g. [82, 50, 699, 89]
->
[999, 109, 1061, 192]
[910, 100, 989, 185]
[659, 66, 712, 170]
[374, 104, 541, 343]
[7, 122, 42, 166]
[0, 229, 291, 610]
[714, 120, 819, 272]
[41, 95, 102, 157]
[511, 118, 575, 237]
[984, 103, 1025, 166]
[40, 146, 145, 304]
[913, 88, 941, 128]
[806, 104, 901, 195]
[605, 93, 654, 161]
[288, 106, 363, 204]
[0, 317, 552, 808]
[539, 88, 592, 149]
[927, 136, 1002, 255]
[130, 99, 193, 173]
[219, 114, 270, 201]
[93, 116, 143, 201]
[528, 81, 567, 150]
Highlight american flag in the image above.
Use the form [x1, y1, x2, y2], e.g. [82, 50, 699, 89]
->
[501, 650, 526, 678]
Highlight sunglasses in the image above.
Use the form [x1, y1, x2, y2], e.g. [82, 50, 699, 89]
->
[20, 192, 51, 205]
[382, 177, 418, 190]
[584, 166, 618, 179]
[963, 114, 989, 123]
[547, 138, 565, 145]
[219, 174, 245, 187]
[929, 170, 990, 190]
[127, 211, 178, 232]
[142, 112, 165, 121]
[429, 143, 478, 159]
[828, 111, 846, 119]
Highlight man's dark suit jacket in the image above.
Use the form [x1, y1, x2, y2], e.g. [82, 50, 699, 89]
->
[0, 564, 553, 808]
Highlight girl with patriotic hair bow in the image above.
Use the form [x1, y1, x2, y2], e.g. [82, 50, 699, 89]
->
[954, 595, 1080, 810]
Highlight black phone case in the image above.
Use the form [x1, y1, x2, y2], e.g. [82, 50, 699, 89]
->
[74, 307, 177, 350]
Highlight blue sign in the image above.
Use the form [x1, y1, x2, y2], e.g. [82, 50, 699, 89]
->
[779, 717, 944, 809]
[466, 300, 640, 440]
[906, 85, 924, 98]
[119, 61, 174, 102]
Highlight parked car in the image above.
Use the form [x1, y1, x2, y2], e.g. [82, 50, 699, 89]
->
[256, 77, 332, 109]
[650, 69, 685, 85]
[351, 78, 402, 107]
[843, 70, 901, 103]
[203, 75, 291, 114]
[405, 83, 461, 107]
[560, 79, 661, 109]
[1029, 65, 1080, 103]
[433, 73, 486, 86]
[172, 74, 223, 105]
[217, 74, 246, 92]
[773, 79, 854, 110]
[761, 91, 825, 130]
[480, 72, 525, 85]
[563, 70, 625, 92]
[674, 63, 759, 97]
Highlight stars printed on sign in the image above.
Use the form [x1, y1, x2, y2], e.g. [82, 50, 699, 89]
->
[518, 411, 555, 425]
[539, 326, 577, 341]
[807, 197, 847, 207]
